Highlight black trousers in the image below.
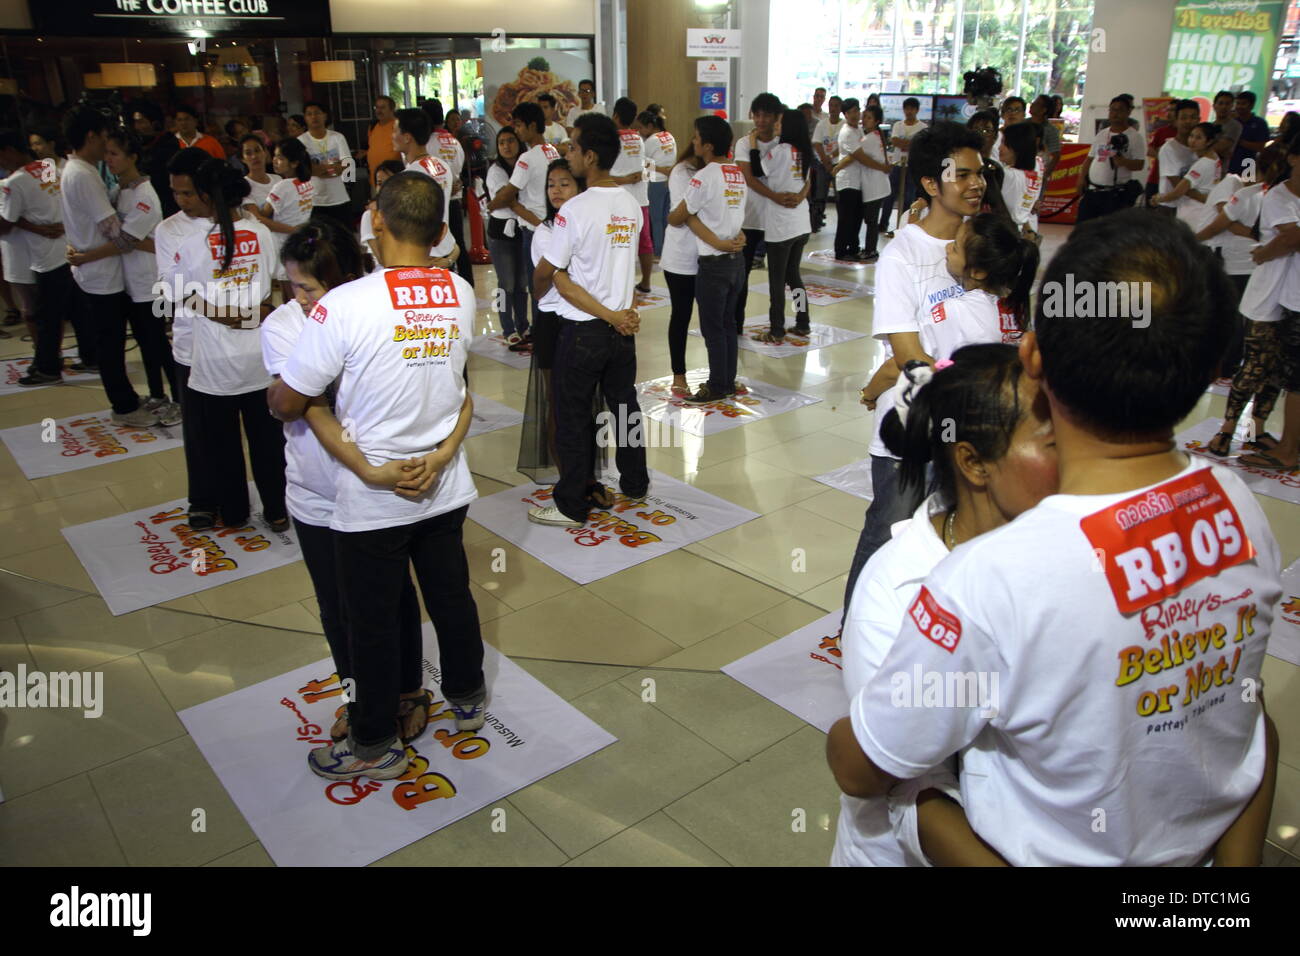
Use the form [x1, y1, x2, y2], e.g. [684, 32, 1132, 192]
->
[80, 289, 140, 414]
[835, 188, 863, 259]
[334, 505, 483, 756]
[732, 227, 764, 333]
[664, 270, 697, 376]
[448, 198, 474, 287]
[764, 234, 810, 336]
[33, 265, 92, 376]
[183, 385, 287, 526]
[810, 163, 830, 231]
[127, 299, 178, 402]
[696, 253, 744, 393]
[175, 363, 199, 511]
[552, 318, 649, 521]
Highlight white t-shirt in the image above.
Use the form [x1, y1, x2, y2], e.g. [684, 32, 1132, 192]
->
[543, 122, 567, 146]
[888, 119, 927, 166]
[856, 127, 891, 202]
[0, 158, 64, 275]
[1158, 138, 1197, 199]
[261, 299, 339, 525]
[1218, 180, 1264, 277]
[404, 155, 454, 238]
[486, 164, 516, 222]
[154, 210, 209, 366]
[543, 186, 641, 322]
[684, 161, 747, 259]
[869, 223, 971, 459]
[265, 177, 315, 280]
[298, 130, 352, 207]
[280, 267, 478, 532]
[509, 141, 562, 231]
[61, 156, 124, 295]
[1000, 156, 1045, 229]
[529, 220, 564, 312]
[835, 124, 864, 192]
[735, 132, 777, 230]
[1176, 155, 1222, 225]
[833, 494, 951, 868]
[849, 461, 1280, 866]
[1240, 183, 1300, 322]
[613, 127, 650, 207]
[1087, 125, 1140, 187]
[566, 104, 606, 128]
[244, 172, 281, 211]
[428, 129, 465, 200]
[814, 117, 844, 164]
[358, 205, 454, 268]
[659, 163, 699, 277]
[180, 218, 276, 395]
[0, 208, 30, 282]
[114, 179, 163, 304]
[643, 130, 677, 183]
[759, 143, 810, 243]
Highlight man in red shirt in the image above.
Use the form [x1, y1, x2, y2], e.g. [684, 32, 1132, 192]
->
[173, 106, 225, 161]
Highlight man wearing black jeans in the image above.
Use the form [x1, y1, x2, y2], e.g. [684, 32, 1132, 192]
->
[733, 93, 783, 333]
[60, 107, 157, 426]
[426, 98, 474, 288]
[530, 113, 649, 527]
[833, 98, 865, 260]
[271, 172, 484, 782]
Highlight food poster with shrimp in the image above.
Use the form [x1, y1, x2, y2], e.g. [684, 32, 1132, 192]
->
[480, 47, 593, 137]
[722, 610, 849, 733]
[692, 322, 867, 360]
[636, 370, 821, 437]
[178, 627, 617, 867]
[468, 469, 758, 585]
[62, 484, 303, 616]
[1, 409, 182, 479]
[1178, 418, 1300, 506]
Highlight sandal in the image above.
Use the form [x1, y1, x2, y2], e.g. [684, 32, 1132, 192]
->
[1238, 450, 1299, 472]
[754, 331, 784, 344]
[397, 689, 434, 744]
[635, 283, 652, 294]
[669, 384, 691, 397]
[330, 704, 349, 742]
[586, 482, 615, 508]
[1205, 431, 1233, 457]
[1244, 431, 1278, 452]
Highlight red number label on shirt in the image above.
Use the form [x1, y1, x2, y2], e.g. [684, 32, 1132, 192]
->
[385, 268, 460, 309]
[909, 586, 963, 653]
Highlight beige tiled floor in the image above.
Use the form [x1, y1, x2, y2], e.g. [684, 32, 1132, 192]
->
[1, 222, 1298, 867]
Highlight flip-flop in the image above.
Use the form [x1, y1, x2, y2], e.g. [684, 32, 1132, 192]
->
[1205, 431, 1233, 457]
[1237, 450, 1299, 472]
[1244, 431, 1279, 452]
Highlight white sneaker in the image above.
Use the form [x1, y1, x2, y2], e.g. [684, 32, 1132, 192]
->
[112, 407, 162, 428]
[528, 504, 584, 528]
[157, 402, 183, 426]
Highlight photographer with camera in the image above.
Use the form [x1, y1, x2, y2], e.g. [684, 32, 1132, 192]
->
[1075, 94, 1145, 223]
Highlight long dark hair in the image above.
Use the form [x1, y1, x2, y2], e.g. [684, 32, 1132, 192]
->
[881, 344, 1025, 504]
[778, 107, 813, 182]
[276, 137, 312, 183]
[1002, 121, 1038, 171]
[281, 217, 373, 289]
[543, 159, 582, 225]
[960, 213, 1040, 329]
[493, 126, 521, 176]
[673, 139, 700, 172]
[637, 109, 665, 132]
[193, 158, 252, 271]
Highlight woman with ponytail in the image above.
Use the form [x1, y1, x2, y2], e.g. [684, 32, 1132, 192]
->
[833, 343, 1058, 868]
[250, 137, 314, 300]
[637, 108, 676, 258]
[755, 107, 815, 342]
[943, 212, 1041, 337]
[177, 157, 285, 533]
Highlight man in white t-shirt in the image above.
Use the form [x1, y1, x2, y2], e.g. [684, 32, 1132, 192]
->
[879, 96, 927, 237]
[489, 102, 561, 332]
[1076, 95, 1146, 223]
[565, 79, 605, 134]
[299, 100, 353, 227]
[530, 112, 649, 528]
[844, 122, 987, 612]
[423, 99, 473, 287]
[811, 95, 843, 232]
[1156, 99, 1200, 219]
[610, 97, 654, 293]
[270, 171, 485, 783]
[733, 91, 785, 332]
[538, 93, 568, 146]
[59, 106, 157, 426]
[391, 108, 456, 267]
[829, 211, 1281, 866]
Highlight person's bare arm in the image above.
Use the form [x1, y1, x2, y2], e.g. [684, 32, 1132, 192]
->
[533, 257, 557, 301]
[666, 198, 690, 228]
[887, 331, 934, 370]
[552, 268, 639, 335]
[685, 214, 743, 253]
[1213, 713, 1279, 866]
[814, 142, 831, 169]
[302, 398, 423, 487]
[738, 159, 786, 204]
[487, 181, 519, 212]
[826, 716, 899, 798]
[860, 360, 901, 409]
[850, 146, 891, 174]
[16, 217, 63, 238]
[915, 790, 1011, 866]
[1154, 178, 1193, 204]
[1194, 208, 1233, 241]
[1252, 220, 1300, 262]
[67, 241, 123, 265]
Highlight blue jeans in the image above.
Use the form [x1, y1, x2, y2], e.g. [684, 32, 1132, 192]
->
[696, 253, 744, 393]
[842, 455, 922, 620]
[648, 180, 670, 256]
[487, 234, 529, 336]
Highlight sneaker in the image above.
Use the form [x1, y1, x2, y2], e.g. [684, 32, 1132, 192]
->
[67, 361, 99, 374]
[528, 504, 584, 528]
[142, 396, 168, 413]
[111, 407, 162, 428]
[308, 737, 409, 781]
[857, 251, 880, 263]
[450, 699, 487, 732]
[156, 402, 183, 427]
[681, 384, 725, 405]
[17, 370, 62, 387]
[791, 325, 812, 337]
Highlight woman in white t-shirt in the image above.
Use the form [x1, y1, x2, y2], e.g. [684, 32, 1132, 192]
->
[486, 127, 530, 345]
[756, 109, 814, 342]
[240, 134, 281, 216]
[663, 144, 701, 396]
[1153, 122, 1222, 227]
[251, 138, 314, 299]
[359, 159, 405, 271]
[264, 217, 452, 747]
[834, 343, 1058, 867]
[997, 121, 1045, 237]
[178, 159, 285, 533]
[64, 130, 179, 423]
[638, 109, 676, 259]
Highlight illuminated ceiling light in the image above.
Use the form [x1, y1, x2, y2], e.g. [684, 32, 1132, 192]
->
[310, 60, 356, 83]
[101, 62, 157, 87]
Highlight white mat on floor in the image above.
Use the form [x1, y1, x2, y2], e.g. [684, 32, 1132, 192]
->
[1271, 560, 1300, 668]
[692, 321, 867, 359]
[1177, 418, 1300, 506]
[62, 484, 302, 615]
[0, 351, 102, 396]
[468, 333, 531, 370]
[748, 274, 873, 306]
[468, 468, 758, 585]
[722, 610, 848, 733]
[636, 370, 821, 437]
[0, 409, 181, 479]
[467, 393, 523, 438]
[634, 286, 672, 311]
[179, 629, 616, 867]
[814, 458, 874, 501]
[806, 247, 875, 272]
[1206, 378, 1232, 397]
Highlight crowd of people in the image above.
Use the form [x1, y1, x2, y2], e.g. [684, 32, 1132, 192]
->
[0, 75, 1292, 866]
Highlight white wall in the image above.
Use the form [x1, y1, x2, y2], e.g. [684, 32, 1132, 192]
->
[736, 0, 772, 121]
[1082, 0, 1179, 118]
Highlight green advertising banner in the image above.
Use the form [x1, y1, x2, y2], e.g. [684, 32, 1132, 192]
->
[1164, 1, 1286, 108]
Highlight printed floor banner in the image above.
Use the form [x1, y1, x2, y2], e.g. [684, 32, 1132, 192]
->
[1207, 378, 1231, 397]
[722, 610, 848, 733]
[691, 322, 867, 359]
[468, 333, 532, 371]
[467, 393, 524, 438]
[62, 484, 303, 616]
[636, 370, 821, 437]
[468, 468, 758, 585]
[634, 286, 672, 311]
[748, 274, 873, 307]
[0, 352, 102, 396]
[1272, 560, 1300, 668]
[806, 247, 874, 270]
[1178, 418, 1300, 506]
[179, 629, 616, 867]
[0, 410, 182, 479]
[813, 459, 874, 501]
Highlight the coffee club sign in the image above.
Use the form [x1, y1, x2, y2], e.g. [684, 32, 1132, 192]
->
[28, 0, 331, 38]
